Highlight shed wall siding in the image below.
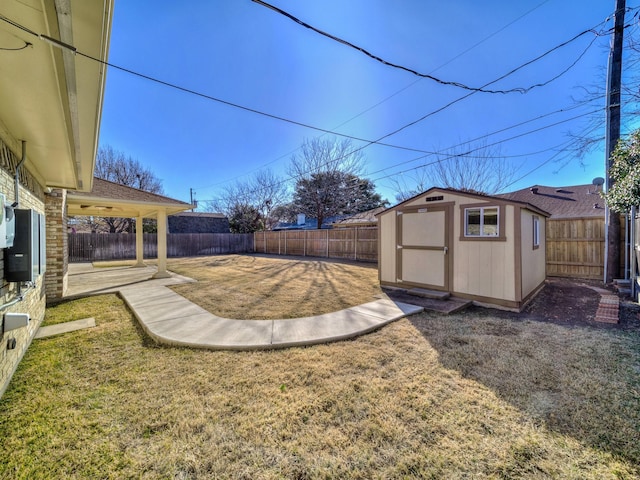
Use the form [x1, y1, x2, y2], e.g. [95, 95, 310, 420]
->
[452, 204, 516, 302]
[520, 211, 547, 298]
[379, 213, 396, 283]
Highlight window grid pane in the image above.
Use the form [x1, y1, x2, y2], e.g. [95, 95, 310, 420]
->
[464, 207, 499, 237]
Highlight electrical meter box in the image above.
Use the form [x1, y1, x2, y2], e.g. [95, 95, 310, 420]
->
[4, 209, 43, 282]
[0, 193, 15, 248]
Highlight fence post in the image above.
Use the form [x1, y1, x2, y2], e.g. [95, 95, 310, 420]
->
[278, 231, 281, 255]
[303, 230, 306, 257]
[284, 231, 287, 255]
[355, 226, 358, 261]
[326, 229, 329, 258]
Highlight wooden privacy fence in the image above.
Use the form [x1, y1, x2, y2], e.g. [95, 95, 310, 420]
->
[253, 227, 378, 262]
[68, 233, 253, 262]
[68, 222, 617, 276]
[546, 216, 628, 279]
[546, 217, 605, 279]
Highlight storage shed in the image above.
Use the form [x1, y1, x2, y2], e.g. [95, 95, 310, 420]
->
[377, 187, 549, 311]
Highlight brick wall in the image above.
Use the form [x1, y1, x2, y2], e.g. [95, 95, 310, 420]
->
[44, 189, 68, 300]
[0, 140, 47, 398]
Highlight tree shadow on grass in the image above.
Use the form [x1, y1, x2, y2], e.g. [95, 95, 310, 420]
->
[404, 281, 640, 468]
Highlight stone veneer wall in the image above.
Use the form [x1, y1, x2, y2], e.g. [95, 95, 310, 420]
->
[0, 140, 46, 398]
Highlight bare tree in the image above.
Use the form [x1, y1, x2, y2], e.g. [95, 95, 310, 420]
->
[288, 137, 365, 180]
[287, 137, 381, 228]
[387, 169, 431, 203]
[388, 141, 517, 201]
[567, 25, 640, 162]
[205, 169, 289, 230]
[432, 142, 516, 194]
[292, 171, 386, 229]
[71, 146, 164, 233]
[95, 145, 164, 194]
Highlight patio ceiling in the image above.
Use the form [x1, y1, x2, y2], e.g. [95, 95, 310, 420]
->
[0, 0, 113, 191]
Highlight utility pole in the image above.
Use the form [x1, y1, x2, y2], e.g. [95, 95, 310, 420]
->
[605, 0, 625, 283]
[190, 188, 196, 212]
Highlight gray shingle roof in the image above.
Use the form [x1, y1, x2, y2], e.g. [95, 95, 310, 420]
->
[498, 184, 605, 219]
[332, 207, 386, 226]
[71, 177, 191, 207]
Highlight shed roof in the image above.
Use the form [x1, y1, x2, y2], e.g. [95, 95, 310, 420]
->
[497, 184, 605, 219]
[378, 187, 550, 217]
[67, 177, 192, 218]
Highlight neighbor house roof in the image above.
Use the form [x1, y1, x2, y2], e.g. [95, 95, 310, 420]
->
[67, 177, 192, 218]
[0, 0, 113, 191]
[171, 212, 226, 218]
[332, 207, 386, 227]
[168, 211, 230, 233]
[273, 215, 347, 230]
[498, 184, 605, 219]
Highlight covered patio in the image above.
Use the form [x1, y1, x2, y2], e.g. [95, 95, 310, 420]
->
[66, 178, 192, 279]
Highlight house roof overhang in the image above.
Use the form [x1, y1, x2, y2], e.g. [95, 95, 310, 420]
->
[0, 0, 113, 192]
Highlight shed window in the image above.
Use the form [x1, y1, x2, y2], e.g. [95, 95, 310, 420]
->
[533, 216, 540, 249]
[464, 207, 499, 237]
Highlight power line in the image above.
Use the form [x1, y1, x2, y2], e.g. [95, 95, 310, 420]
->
[194, 0, 555, 191]
[252, 0, 608, 94]
[367, 108, 602, 184]
[0, 12, 610, 155]
[198, 94, 604, 191]
[0, 10, 619, 201]
[199, 106, 604, 205]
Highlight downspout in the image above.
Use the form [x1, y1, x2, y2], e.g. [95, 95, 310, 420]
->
[15, 140, 26, 208]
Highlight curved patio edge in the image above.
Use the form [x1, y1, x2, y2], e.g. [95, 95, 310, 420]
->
[118, 285, 424, 351]
[64, 264, 424, 351]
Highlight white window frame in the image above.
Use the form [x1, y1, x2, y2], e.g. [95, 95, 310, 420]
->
[464, 207, 499, 237]
[533, 216, 540, 249]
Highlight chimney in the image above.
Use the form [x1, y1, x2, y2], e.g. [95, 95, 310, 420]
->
[530, 187, 539, 194]
[297, 213, 306, 226]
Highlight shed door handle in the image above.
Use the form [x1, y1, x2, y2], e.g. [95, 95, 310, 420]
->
[443, 246, 448, 254]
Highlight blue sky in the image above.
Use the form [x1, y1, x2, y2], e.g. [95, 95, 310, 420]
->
[97, 0, 639, 207]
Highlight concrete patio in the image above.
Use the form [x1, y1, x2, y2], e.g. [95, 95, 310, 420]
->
[64, 263, 423, 350]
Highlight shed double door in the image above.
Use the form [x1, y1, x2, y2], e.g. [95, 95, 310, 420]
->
[397, 204, 452, 291]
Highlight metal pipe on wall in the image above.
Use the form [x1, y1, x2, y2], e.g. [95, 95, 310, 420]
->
[14, 140, 26, 208]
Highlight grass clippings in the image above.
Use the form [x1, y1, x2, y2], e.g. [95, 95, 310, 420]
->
[0, 293, 638, 478]
[166, 254, 382, 319]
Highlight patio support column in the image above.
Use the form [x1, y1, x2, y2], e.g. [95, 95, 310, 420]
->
[153, 209, 171, 279]
[134, 215, 145, 267]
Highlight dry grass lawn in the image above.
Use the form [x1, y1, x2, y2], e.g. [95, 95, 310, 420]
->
[0, 290, 638, 478]
[165, 254, 383, 319]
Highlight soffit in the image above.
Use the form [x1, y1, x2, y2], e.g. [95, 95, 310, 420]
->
[0, 0, 113, 191]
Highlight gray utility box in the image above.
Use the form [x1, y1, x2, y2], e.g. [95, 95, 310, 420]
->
[4, 209, 44, 283]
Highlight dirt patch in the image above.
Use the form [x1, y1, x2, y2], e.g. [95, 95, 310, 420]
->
[519, 278, 602, 324]
[388, 277, 640, 332]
